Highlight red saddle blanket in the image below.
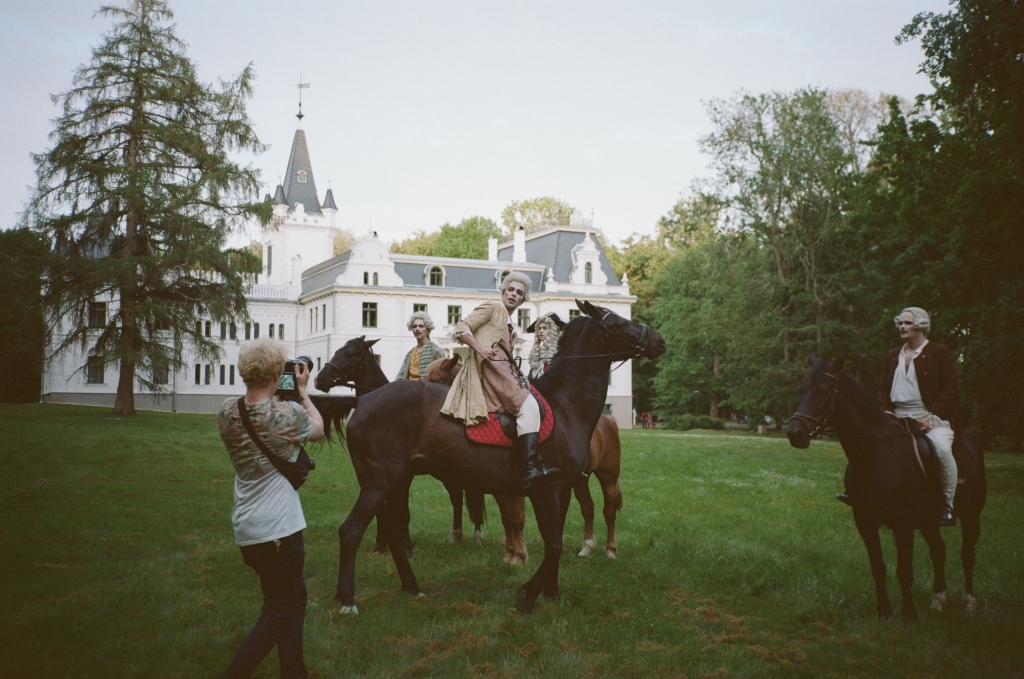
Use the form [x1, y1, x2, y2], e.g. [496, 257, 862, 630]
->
[466, 386, 554, 447]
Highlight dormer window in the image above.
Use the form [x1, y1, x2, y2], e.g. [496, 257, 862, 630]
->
[428, 266, 444, 287]
[297, 171, 307, 183]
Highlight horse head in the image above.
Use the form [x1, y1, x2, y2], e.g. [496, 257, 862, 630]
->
[575, 299, 666, 360]
[787, 352, 847, 449]
[423, 355, 462, 386]
[315, 336, 380, 392]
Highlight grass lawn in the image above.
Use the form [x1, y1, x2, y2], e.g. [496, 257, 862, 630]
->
[1, 403, 1022, 679]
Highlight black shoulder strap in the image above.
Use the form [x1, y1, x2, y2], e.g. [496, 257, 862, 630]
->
[236, 396, 289, 475]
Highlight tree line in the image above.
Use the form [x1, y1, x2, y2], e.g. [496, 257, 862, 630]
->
[614, 0, 1022, 451]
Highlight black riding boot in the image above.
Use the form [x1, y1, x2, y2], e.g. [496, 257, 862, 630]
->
[518, 432, 558, 491]
[835, 493, 854, 507]
[938, 502, 956, 527]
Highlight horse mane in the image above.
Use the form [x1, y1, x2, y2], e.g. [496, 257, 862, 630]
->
[308, 394, 358, 446]
[836, 366, 890, 428]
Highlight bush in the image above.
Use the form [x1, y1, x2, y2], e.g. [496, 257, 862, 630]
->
[660, 413, 726, 431]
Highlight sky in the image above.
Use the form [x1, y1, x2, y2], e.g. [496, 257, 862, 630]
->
[0, 0, 950, 246]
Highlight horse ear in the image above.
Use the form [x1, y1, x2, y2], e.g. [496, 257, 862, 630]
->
[365, 338, 380, 348]
[357, 335, 366, 343]
[576, 299, 598, 317]
[831, 353, 847, 373]
[808, 352, 817, 367]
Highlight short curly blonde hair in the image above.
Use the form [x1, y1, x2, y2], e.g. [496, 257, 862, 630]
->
[407, 311, 435, 333]
[500, 271, 532, 301]
[238, 339, 287, 388]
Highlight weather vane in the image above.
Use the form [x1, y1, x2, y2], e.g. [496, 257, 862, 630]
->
[295, 75, 310, 120]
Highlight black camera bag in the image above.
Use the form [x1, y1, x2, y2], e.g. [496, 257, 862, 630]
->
[236, 396, 316, 490]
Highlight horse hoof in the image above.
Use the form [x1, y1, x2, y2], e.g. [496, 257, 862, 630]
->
[963, 594, 976, 613]
[606, 549, 617, 559]
[578, 538, 597, 558]
[414, 592, 427, 600]
[903, 606, 919, 622]
[339, 605, 359, 616]
[474, 530, 484, 544]
[514, 597, 535, 615]
[931, 591, 947, 612]
[451, 529, 463, 543]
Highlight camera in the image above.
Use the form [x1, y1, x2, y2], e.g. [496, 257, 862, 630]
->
[276, 355, 314, 400]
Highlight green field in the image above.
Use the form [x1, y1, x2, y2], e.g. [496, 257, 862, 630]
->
[1, 403, 1022, 678]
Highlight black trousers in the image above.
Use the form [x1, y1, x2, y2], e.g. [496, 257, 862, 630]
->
[222, 531, 308, 679]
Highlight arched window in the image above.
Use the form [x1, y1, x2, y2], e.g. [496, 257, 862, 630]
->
[363, 272, 369, 285]
[497, 270, 511, 287]
[266, 245, 273, 276]
[297, 171, 307, 183]
[373, 272, 379, 286]
[278, 324, 284, 340]
[585, 262, 593, 284]
[269, 324, 275, 339]
[429, 266, 443, 287]
[254, 322, 260, 339]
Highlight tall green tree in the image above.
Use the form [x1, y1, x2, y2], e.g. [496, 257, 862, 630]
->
[24, 0, 269, 415]
[858, 0, 1024, 448]
[501, 197, 573, 236]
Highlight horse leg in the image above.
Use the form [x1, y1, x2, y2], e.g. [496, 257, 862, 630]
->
[446, 481, 464, 542]
[336, 488, 387, 613]
[574, 475, 597, 558]
[597, 473, 622, 559]
[379, 481, 424, 598]
[854, 513, 891, 619]
[894, 527, 918, 621]
[516, 486, 564, 614]
[392, 477, 414, 558]
[960, 509, 981, 613]
[498, 495, 527, 565]
[466, 491, 486, 543]
[371, 516, 386, 554]
[919, 524, 947, 612]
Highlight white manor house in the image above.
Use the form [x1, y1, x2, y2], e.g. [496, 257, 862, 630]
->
[42, 125, 638, 426]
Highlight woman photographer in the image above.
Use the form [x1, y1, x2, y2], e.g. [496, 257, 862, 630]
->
[217, 340, 324, 679]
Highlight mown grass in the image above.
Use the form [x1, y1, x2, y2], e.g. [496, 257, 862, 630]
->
[1, 403, 1022, 678]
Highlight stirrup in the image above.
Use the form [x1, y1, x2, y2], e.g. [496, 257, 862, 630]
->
[938, 506, 956, 527]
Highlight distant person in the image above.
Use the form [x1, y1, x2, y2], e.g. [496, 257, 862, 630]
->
[640, 412, 649, 430]
[396, 311, 446, 381]
[217, 340, 324, 679]
[528, 314, 562, 380]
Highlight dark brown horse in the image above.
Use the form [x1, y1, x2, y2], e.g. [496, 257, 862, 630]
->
[329, 300, 664, 614]
[313, 338, 485, 552]
[419, 348, 626, 563]
[787, 353, 986, 619]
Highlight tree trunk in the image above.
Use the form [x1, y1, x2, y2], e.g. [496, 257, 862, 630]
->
[710, 352, 721, 418]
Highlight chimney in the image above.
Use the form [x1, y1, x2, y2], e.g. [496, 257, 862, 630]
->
[513, 227, 526, 263]
[487, 237, 498, 261]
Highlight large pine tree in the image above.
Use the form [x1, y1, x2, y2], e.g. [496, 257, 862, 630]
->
[25, 0, 270, 415]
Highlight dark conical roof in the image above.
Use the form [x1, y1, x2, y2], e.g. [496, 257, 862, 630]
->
[273, 185, 288, 205]
[322, 188, 338, 211]
[282, 129, 321, 214]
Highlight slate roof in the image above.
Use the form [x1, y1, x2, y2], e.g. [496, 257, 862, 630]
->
[281, 129, 322, 214]
[322, 188, 338, 211]
[496, 228, 618, 284]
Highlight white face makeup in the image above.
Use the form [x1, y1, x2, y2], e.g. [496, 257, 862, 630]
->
[536, 323, 549, 342]
[411, 319, 428, 340]
[502, 281, 526, 312]
[896, 311, 924, 343]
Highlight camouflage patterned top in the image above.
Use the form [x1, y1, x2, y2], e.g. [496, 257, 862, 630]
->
[218, 396, 315, 546]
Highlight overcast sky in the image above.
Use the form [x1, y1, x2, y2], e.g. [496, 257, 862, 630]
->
[1, 0, 948, 245]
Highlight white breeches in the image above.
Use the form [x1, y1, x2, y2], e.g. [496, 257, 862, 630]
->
[515, 394, 541, 436]
[925, 425, 957, 506]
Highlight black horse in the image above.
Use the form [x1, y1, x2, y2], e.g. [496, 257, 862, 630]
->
[328, 300, 664, 614]
[314, 336, 487, 553]
[787, 353, 986, 619]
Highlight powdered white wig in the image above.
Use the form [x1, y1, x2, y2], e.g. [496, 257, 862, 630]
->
[898, 307, 931, 334]
[407, 311, 435, 333]
[500, 271, 532, 300]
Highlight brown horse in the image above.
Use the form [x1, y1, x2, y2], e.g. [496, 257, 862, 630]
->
[501, 414, 623, 563]
[326, 300, 664, 614]
[424, 355, 625, 563]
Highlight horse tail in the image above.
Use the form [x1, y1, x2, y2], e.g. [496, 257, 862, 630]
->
[314, 395, 358, 447]
[466, 490, 487, 527]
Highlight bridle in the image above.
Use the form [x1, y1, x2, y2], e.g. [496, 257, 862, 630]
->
[319, 353, 381, 393]
[790, 371, 841, 439]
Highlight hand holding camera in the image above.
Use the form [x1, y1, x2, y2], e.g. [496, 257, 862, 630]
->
[276, 356, 314, 401]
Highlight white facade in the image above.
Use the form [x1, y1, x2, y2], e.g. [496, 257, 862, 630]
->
[41, 125, 638, 426]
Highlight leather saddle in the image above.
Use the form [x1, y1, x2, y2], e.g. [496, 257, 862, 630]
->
[896, 417, 941, 485]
